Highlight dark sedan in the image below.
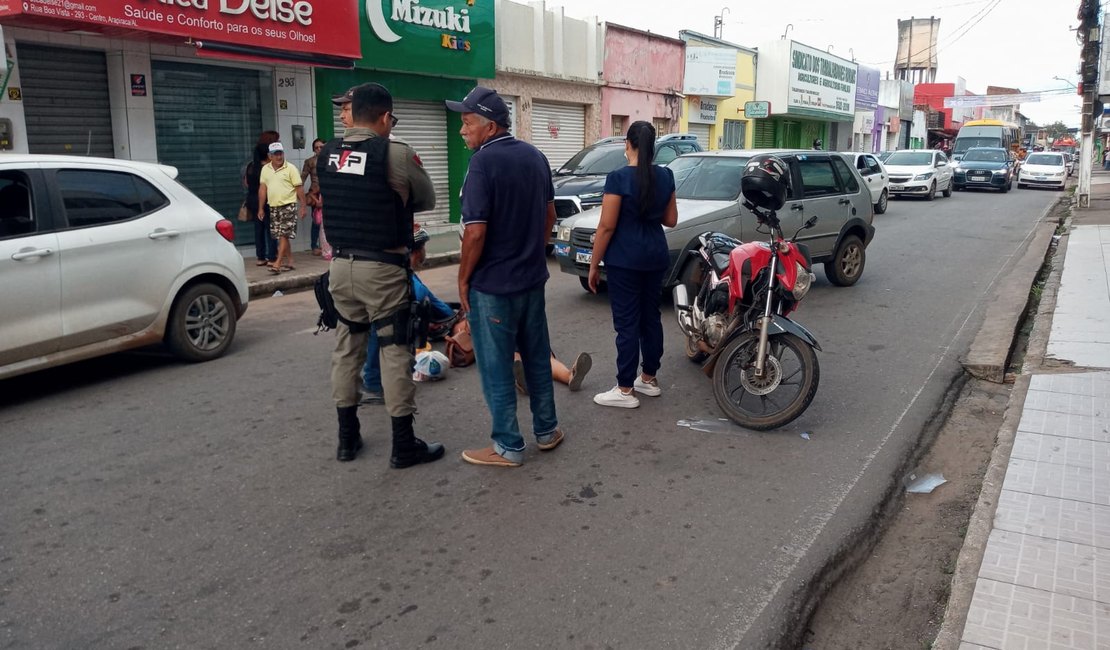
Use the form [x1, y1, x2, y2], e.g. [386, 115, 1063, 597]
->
[953, 147, 1014, 192]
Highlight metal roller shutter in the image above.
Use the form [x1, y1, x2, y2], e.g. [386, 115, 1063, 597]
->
[332, 100, 450, 229]
[688, 123, 712, 149]
[753, 119, 776, 148]
[531, 102, 586, 169]
[151, 60, 264, 245]
[17, 44, 114, 157]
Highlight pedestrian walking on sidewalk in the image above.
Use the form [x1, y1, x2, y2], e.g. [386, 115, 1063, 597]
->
[317, 82, 445, 467]
[447, 86, 563, 468]
[302, 138, 325, 255]
[1102, 148, 1110, 171]
[258, 141, 305, 273]
[587, 121, 678, 409]
[244, 131, 279, 266]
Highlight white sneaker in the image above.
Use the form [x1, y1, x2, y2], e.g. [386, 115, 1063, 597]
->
[594, 386, 640, 409]
[634, 376, 662, 397]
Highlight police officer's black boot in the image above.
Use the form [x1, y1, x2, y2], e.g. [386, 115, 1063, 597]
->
[336, 406, 364, 462]
[389, 414, 445, 469]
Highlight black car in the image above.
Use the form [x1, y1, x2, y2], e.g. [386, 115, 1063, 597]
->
[552, 134, 702, 227]
[953, 147, 1015, 192]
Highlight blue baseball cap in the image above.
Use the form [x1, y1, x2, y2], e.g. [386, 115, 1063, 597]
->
[445, 86, 511, 128]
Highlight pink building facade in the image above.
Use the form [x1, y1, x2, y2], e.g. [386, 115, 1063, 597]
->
[601, 24, 686, 138]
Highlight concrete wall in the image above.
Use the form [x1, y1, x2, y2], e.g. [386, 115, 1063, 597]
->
[601, 24, 684, 136]
[480, 72, 602, 146]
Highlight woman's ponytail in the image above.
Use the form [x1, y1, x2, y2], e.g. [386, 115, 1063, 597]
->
[627, 121, 656, 217]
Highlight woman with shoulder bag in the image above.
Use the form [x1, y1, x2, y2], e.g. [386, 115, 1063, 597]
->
[587, 121, 679, 409]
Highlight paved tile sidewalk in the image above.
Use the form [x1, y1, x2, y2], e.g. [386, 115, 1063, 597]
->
[959, 224, 1110, 649]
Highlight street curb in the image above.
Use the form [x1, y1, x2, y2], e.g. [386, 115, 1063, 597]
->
[932, 209, 1071, 650]
[960, 200, 1061, 381]
[247, 251, 460, 299]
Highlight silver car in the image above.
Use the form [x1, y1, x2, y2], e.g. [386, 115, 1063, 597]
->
[554, 149, 876, 288]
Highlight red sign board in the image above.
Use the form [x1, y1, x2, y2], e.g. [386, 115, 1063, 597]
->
[0, 0, 360, 60]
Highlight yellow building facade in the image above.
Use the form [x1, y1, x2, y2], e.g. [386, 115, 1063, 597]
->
[678, 32, 756, 150]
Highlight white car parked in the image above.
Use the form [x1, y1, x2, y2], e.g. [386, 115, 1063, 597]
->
[844, 151, 890, 214]
[1017, 152, 1067, 190]
[0, 155, 249, 380]
[883, 149, 954, 200]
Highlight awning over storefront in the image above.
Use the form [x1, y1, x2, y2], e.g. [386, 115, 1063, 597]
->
[0, 0, 359, 67]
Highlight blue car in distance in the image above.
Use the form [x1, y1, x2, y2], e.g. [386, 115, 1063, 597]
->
[953, 147, 1015, 192]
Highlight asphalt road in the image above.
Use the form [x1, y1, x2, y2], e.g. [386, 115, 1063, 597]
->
[0, 185, 1061, 649]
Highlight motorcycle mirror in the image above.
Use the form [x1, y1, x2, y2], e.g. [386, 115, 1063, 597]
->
[804, 216, 818, 229]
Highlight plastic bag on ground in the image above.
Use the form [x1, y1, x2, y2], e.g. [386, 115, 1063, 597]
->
[413, 350, 449, 382]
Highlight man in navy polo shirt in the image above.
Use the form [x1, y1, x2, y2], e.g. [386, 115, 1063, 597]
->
[446, 86, 564, 468]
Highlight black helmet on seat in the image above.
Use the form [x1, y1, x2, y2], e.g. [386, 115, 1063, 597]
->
[741, 154, 790, 211]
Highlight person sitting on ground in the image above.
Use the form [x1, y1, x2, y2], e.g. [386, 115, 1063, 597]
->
[361, 227, 455, 404]
[514, 352, 591, 395]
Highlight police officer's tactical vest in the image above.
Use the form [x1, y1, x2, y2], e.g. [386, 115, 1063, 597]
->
[317, 136, 412, 252]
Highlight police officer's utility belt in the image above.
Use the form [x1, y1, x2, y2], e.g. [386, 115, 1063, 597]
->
[332, 248, 407, 267]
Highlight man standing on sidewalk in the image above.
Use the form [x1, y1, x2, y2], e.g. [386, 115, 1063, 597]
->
[257, 142, 305, 272]
[317, 82, 445, 468]
[447, 86, 563, 468]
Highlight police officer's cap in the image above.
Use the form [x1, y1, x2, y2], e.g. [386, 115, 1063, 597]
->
[331, 83, 393, 113]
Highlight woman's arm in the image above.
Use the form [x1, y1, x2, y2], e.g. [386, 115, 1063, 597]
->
[661, 191, 678, 228]
[588, 193, 621, 293]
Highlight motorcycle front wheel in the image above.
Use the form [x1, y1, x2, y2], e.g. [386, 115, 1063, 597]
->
[712, 332, 819, 431]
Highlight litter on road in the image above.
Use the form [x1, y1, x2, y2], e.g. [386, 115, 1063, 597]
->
[906, 472, 947, 494]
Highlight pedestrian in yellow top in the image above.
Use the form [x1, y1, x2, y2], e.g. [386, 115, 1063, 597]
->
[258, 141, 306, 273]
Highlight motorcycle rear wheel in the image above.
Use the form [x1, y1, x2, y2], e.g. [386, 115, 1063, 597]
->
[712, 332, 819, 431]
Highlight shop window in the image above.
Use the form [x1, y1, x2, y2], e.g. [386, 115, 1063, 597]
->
[653, 118, 671, 136]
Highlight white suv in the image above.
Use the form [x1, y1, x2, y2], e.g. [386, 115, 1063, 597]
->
[0, 155, 249, 380]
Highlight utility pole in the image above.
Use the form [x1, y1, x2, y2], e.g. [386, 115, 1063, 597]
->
[1077, 0, 1100, 208]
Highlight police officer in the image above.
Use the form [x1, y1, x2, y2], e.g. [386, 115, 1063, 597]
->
[318, 82, 445, 467]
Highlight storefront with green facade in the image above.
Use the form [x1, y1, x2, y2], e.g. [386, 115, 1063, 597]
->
[751, 40, 857, 150]
[315, 0, 495, 233]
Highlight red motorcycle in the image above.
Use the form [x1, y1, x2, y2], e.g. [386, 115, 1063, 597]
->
[672, 155, 821, 430]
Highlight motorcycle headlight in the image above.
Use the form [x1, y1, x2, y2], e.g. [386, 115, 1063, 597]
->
[557, 225, 572, 241]
[793, 263, 815, 300]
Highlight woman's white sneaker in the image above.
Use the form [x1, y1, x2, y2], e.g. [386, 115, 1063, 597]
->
[634, 376, 662, 397]
[594, 386, 640, 408]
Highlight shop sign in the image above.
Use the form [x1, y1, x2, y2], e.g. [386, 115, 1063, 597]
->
[361, 0, 495, 78]
[744, 101, 770, 118]
[689, 98, 717, 124]
[855, 65, 880, 112]
[683, 46, 736, 97]
[788, 41, 856, 117]
[130, 73, 146, 96]
[0, 0, 359, 60]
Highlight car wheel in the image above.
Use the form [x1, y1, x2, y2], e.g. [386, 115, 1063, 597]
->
[1017, 183, 1026, 189]
[874, 188, 888, 214]
[926, 182, 936, 201]
[166, 282, 237, 362]
[1001, 180, 1010, 193]
[580, 276, 606, 293]
[823, 235, 865, 287]
[942, 180, 953, 197]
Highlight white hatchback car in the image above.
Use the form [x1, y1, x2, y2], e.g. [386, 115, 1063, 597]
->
[844, 151, 890, 214]
[0, 155, 249, 380]
[883, 149, 955, 200]
[1017, 152, 1068, 190]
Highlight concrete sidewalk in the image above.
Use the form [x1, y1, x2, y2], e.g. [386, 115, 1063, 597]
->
[242, 248, 459, 299]
[944, 172, 1110, 649]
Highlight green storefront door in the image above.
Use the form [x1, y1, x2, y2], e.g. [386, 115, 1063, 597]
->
[152, 60, 268, 246]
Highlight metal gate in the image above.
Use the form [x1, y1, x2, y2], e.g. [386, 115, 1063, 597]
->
[722, 120, 746, 150]
[152, 60, 264, 245]
[688, 123, 712, 149]
[531, 102, 586, 169]
[753, 119, 775, 148]
[331, 100, 451, 229]
[17, 44, 114, 157]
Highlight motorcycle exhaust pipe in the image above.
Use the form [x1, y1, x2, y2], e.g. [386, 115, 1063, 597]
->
[672, 285, 695, 336]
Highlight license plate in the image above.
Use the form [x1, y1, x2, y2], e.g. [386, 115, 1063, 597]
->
[553, 243, 570, 257]
[575, 250, 592, 264]
[890, 184, 904, 191]
[1035, 176, 1046, 180]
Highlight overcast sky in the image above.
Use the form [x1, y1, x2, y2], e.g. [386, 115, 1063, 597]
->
[551, 0, 1083, 127]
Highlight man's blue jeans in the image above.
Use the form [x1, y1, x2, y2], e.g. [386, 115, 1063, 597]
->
[468, 286, 559, 463]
